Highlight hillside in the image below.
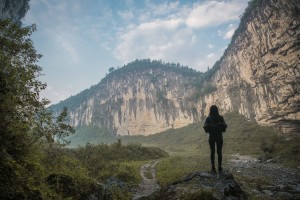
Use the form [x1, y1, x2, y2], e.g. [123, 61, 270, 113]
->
[51, 59, 215, 136]
[51, 0, 300, 135]
[66, 112, 300, 168]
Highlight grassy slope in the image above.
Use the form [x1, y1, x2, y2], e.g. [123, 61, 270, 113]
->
[66, 112, 299, 199]
[68, 112, 299, 166]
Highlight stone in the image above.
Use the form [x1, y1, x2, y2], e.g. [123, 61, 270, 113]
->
[262, 190, 273, 196]
[142, 171, 247, 200]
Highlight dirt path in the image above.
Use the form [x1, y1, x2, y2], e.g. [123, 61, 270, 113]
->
[132, 160, 160, 200]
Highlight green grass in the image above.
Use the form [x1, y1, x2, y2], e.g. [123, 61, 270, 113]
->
[156, 155, 210, 187]
[58, 112, 300, 199]
[67, 112, 300, 168]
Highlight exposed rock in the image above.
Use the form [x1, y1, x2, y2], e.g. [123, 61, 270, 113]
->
[142, 171, 247, 200]
[51, 0, 300, 135]
[228, 154, 300, 199]
[52, 64, 201, 136]
[208, 0, 300, 134]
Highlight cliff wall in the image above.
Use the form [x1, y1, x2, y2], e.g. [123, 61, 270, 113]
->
[52, 0, 300, 135]
[207, 0, 300, 133]
[64, 66, 201, 135]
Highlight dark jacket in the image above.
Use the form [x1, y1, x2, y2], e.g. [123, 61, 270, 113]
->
[203, 115, 227, 135]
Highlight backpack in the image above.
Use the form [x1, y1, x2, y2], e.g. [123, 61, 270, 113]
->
[203, 115, 227, 133]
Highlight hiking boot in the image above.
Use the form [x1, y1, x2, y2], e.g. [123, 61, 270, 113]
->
[211, 166, 216, 173]
[218, 166, 223, 173]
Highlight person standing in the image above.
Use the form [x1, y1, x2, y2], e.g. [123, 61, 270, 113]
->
[203, 105, 227, 173]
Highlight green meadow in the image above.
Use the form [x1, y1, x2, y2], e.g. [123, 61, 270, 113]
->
[67, 112, 299, 192]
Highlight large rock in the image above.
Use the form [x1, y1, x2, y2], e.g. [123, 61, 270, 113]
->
[206, 0, 300, 134]
[142, 171, 247, 200]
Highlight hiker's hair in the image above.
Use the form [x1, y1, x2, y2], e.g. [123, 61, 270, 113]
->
[209, 105, 219, 116]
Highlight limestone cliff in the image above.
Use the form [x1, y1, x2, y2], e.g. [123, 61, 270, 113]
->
[54, 62, 202, 136]
[51, 0, 300, 135]
[205, 0, 300, 134]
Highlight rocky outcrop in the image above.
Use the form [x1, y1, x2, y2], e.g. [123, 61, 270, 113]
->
[57, 64, 201, 136]
[0, 0, 30, 23]
[205, 0, 300, 134]
[141, 171, 247, 200]
[52, 0, 299, 135]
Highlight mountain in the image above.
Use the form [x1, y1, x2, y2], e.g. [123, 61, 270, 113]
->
[208, 0, 300, 134]
[51, 0, 300, 135]
[52, 60, 207, 136]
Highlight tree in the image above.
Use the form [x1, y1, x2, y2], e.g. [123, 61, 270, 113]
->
[0, 20, 74, 199]
[109, 67, 115, 73]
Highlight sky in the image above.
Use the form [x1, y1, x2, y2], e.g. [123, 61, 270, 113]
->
[23, 0, 249, 105]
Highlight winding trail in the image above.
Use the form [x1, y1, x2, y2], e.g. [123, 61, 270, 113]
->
[132, 160, 160, 200]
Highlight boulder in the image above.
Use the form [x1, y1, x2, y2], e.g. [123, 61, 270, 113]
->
[143, 171, 247, 200]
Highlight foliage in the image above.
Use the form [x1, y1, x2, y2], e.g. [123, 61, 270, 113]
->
[39, 140, 168, 198]
[0, 20, 74, 199]
[73, 139, 168, 182]
[156, 155, 210, 187]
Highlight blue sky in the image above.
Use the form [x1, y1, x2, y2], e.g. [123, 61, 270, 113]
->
[23, 0, 249, 104]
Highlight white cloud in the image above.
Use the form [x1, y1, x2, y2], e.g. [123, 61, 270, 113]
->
[41, 85, 71, 105]
[186, 1, 244, 28]
[55, 34, 80, 64]
[224, 23, 236, 39]
[207, 53, 216, 59]
[208, 43, 214, 49]
[145, 0, 180, 16]
[217, 23, 237, 39]
[113, 0, 247, 71]
[118, 10, 134, 21]
[114, 17, 198, 64]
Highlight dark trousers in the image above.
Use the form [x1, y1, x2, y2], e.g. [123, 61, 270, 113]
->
[209, 135, 223, 166]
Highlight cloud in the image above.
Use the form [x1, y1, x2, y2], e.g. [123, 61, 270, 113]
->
[208, 43, 214, 49]
[217, 23, 237, 39]
[41, 85, 71, 105]
[207, 53, 216, 59]
[186, 0, 244, 28]
[113, 0, 247, 71]
[55, 34, 80, 64]
[144, 0, 180, 16]
[115, 18, 186, 63]
[224, 23, 236, 39]
[118, 10, 134, 21]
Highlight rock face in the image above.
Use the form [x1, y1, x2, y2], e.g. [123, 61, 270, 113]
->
[141, 171, 247, 200]
[52, 0, 300, 135]
[0, 0, 30, 23]
[206, 0, 300, 134]
[55, 64, 201, 136]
